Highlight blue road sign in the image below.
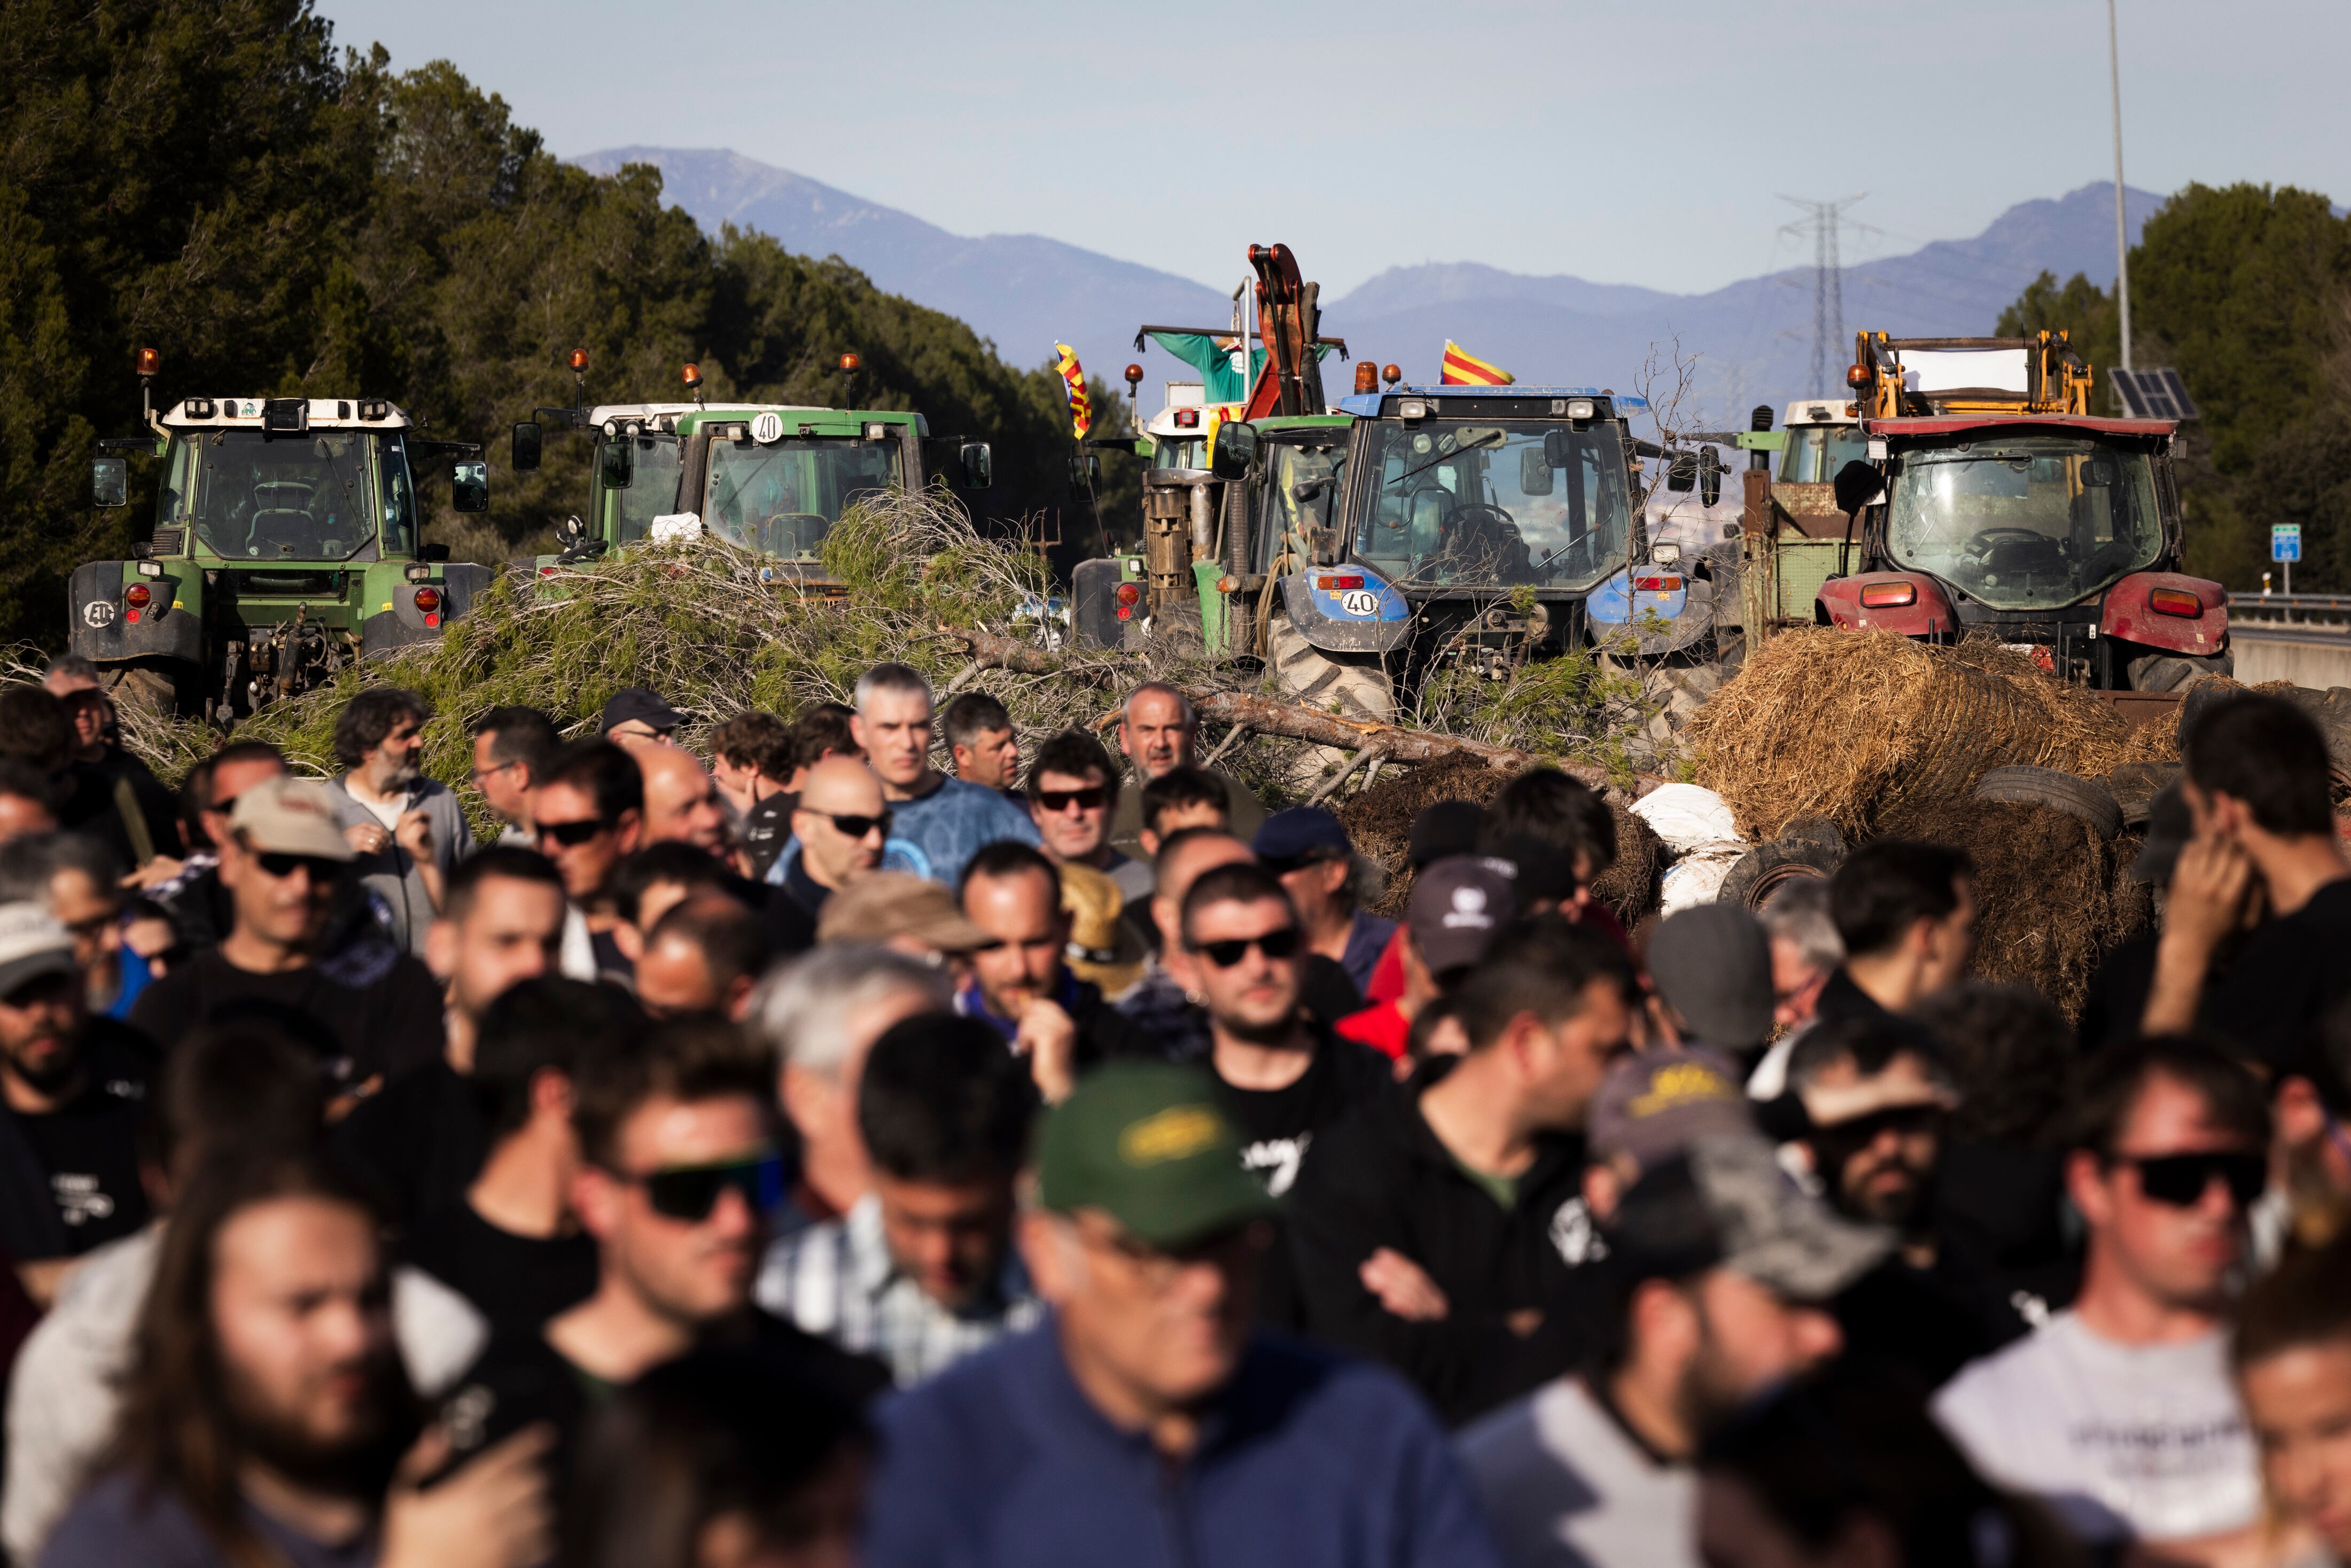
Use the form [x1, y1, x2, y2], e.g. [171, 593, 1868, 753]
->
[2274, 525, 2303, 564]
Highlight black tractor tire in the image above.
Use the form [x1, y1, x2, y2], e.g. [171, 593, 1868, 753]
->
[1719, 830, 1844, 911]
[2128, 649, 2235, 692]
[1267, 607, 1395, 722]
[1972, 765, 2123, 838]
[100, 662, 178, 720]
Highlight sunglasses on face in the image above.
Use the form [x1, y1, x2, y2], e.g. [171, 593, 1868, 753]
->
[1190, 926, 1302, 969]
[254, 851, 342, 881]
[815, 810, 891, 840]
[625, 1151, 787, 1222]
[1810, 1104, 1942, 1157]
[2112, 1150, 2267, 1208]
[1035, 786, 1108, 813]
[536, 817, 610, 848]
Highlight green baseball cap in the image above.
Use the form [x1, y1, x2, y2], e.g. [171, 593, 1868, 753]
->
[1037, 1063, 1277, 1249]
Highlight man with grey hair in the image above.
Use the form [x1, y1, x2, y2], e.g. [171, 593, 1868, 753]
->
[748, 942, 953, 1234]
[844, 662, 1037, 890]
[1106, 681, 1265, 859]
[1745, 877, 1844, 1097]
[38, 657, 99, 698]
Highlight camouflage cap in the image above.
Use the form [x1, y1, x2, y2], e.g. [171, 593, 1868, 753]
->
[1608, 1132, 1892, 1303]
[1036, 1062, 1276, 1248]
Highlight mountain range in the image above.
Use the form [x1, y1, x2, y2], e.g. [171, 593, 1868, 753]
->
[574, 146, 2160, 426]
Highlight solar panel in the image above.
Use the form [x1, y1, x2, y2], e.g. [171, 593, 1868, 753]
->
[2110, 368, 2200, 422]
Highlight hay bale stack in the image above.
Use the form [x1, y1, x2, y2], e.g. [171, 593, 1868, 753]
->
[1337, 755, 1662, 930]
[1878, 797, 2153, 1018]
[1686, 629, 2137, 840]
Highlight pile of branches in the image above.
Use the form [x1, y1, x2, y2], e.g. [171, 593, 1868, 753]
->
[110, 490, 1669, 824]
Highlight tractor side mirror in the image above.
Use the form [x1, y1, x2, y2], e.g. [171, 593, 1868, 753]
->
[92, 457, 128, 509]
[1518, 447, 1555, 496]
[1832, 459, 1883, 518]
[453, 462, 489, 513]
[598, 438, 634, 491]
[1699, 447, 1723, 508]
[1210, 421, 1259, 481]
[960, 441, 992, 490]
[420, 543, 451, 563]
[1665, 453, 1697, 493]
[1065, 451, 1099, 493]
[1543, 430, 1572, 467]
[511, 421, 542, 473]
[2080, 456, 2116, 487]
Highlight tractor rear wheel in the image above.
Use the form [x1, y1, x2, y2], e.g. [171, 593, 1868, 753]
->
[1267, 607, 1395, 722]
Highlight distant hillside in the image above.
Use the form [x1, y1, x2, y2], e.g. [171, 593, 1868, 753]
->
[574, 146, 2165, 426]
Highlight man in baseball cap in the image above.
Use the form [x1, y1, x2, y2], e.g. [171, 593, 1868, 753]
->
[0, 901, 158, 1300]
[1252, 807, 1392, 996]
[598, 687, 686, 750]
[1460, 1132, 1887, 1568]
[1647, 904, 1777, 1064]
[862, 1060, 1507, 1568]
[129, 776, 445, 1088]
[1336, 855, 1517, 1062]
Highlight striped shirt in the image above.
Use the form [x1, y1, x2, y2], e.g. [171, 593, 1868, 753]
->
[756, 1193, 1042, 1387]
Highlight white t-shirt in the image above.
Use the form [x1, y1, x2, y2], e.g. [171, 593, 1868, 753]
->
[1933, 1310, 2259, 1547]
[1457, 1375, 1698, 1568]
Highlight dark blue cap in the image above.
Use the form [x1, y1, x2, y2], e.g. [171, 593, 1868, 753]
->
[1254, 806, 1351, 864]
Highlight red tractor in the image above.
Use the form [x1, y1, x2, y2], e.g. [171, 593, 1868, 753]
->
[1799, 330, 2226, 692]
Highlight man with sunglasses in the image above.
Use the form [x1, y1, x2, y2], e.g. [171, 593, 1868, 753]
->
[1935, 1035, 2272, 1562]
[863, 1061, 1503, 1568]
[1025, 730, 1146, 901]
[527, 740, 645, 983]
[129, 777, 443, 1091]
[848, 663, 1039, 891]
[443, 1016, 886, 1460]
[1781, 1015, 2017, 1391]
[775, 755, 918, 919]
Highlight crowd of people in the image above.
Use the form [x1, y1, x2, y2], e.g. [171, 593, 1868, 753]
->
[0, 652, 2345, 1567]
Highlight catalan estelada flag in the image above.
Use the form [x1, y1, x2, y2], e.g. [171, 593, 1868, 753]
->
[1053, 342, 1091, 439]
[1440, 340, 1515, 386]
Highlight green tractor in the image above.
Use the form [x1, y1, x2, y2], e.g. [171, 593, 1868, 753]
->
[74, 351, 493, 721]
[510, 357, 992, 583]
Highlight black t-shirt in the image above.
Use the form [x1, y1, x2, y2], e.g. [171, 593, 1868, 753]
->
[2083, 878, 2351, 1072]
[1213, 1028, 1396, 1200]
[0, 1020, 155, 1260]
[715, 870, 816, 964]
[1296, 955, 1364, 1027]
[128, 945, 444, 1089]
[331, 1058, 487, 1229]
[406, 1202, 599, 1340]
[741, 793, 796, 880]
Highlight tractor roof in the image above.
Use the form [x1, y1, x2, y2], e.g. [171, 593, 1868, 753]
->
[163, 397, 411, 431]
[1336, 385, 1649, 417]
[1866, 413, 2176, 440]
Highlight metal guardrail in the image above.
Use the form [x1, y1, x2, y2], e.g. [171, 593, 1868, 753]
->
[2227, 592, 2351, 626]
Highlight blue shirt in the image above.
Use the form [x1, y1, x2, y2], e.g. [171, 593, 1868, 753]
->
[882, 773, 1042, 888]
[862, 1317, 1504, 1568]
[1340, 912, 1398, 997]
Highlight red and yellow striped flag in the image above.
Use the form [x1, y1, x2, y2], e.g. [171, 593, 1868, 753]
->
[1439, 340, 1515, 386]
[1053, 343, 1091, 439]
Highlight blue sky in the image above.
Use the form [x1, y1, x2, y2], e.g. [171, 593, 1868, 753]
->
[315, 0, 2348, 298]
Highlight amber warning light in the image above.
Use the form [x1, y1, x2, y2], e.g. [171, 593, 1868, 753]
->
[838, 352, 861, 373]
[681, 362, 702, 389]
[569, 348, 589, 372]
[1353, 361, 1377, 394]
[135, 347, 160, 378]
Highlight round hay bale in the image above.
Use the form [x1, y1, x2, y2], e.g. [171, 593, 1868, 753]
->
[1874, 796, 2152, 1019]
[1686, 629, 2136, 841]
[1336, 756, 1661, 929]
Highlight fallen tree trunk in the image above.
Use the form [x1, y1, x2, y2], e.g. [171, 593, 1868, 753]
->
[944, 629, 1665, 799]
[1185, 690, 1660, 799]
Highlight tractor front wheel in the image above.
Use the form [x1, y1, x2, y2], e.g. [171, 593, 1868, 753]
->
[1267, 608, 1395, 722]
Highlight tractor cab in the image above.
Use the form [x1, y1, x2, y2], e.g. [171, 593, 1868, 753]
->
[1812, 333, 2225, 690]
[516, 369, 989, 583]
[75, 370, 491, 720]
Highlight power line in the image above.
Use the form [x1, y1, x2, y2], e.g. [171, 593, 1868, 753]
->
[1778, 193, 1867, 394]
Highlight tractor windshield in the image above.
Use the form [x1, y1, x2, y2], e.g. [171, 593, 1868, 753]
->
[175, 430, 385, 561]
[1352, 420, 1631, 590]
[1258, 439, 1345, 570]
[702, 437, 902, 559]
[1885, 432, 2164, 611]
[608, 434, 687, 547]
[1779, 424, 1869, 483]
